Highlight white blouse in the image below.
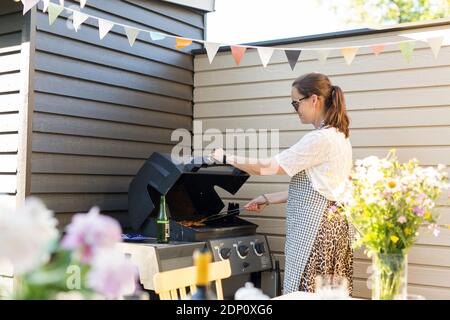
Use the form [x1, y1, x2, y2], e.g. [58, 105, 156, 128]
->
[274, 127, 353, 201]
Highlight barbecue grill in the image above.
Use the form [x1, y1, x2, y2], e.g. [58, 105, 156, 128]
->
[128, 152, 257, 241]
[126, 152, 280, 299]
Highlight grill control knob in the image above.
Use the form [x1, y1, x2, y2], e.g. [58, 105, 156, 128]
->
[237, 244, 249, 257]
[254, 242, 266, 255]
[219, 247, 231, 260]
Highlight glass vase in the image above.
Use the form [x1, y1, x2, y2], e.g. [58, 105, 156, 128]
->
[371, 253, 407, 300]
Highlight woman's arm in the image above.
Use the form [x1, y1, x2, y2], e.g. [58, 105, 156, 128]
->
[212, 148, 286, 176]
[264, 191, 289, 204]
[245, 191, 288, 212]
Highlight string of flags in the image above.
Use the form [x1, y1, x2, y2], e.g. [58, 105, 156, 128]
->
[20, 0, 448, 70]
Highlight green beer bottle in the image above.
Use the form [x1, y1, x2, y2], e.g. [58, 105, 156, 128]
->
[156, 195, 170, 243]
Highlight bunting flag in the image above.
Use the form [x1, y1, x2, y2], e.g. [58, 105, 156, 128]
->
[257, 47, 274, 68]
[341, 47, 358, 65]
[73, 10, 89, 32]
[175, 37, 192, 49]
[316, 49, 330, 64]
[43, 0, 50, 13]
[124, 27, 140, 46]
[150, 32, 166, 41]
[21, 0, 40, 15]
[427, 36, 444, 59]
[231, 46, 247, 66]
[285, 50, 301, 70]
[205, 42, 221, 64]
[48, 3, 64, 25]
[399, 41, 415, 63]
[40, 3, 448, 69]
[98, 19, 114, 40]
[371, 44, 385, 56]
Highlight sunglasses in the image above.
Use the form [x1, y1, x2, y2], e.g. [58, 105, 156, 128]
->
[291, 96, 309, 112]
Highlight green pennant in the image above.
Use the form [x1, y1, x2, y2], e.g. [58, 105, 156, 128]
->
[48, 3, 64, 26]
[399, 41, 415, 63]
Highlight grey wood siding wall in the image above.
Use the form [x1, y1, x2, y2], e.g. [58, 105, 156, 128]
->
[0, 0, 24, 298]
[193, 24, 450, 299]
[30, 0, 206, 228]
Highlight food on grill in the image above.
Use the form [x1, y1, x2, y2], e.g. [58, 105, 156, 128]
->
[178, 219, 207, 227]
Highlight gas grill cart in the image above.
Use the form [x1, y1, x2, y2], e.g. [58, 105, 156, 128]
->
[118, 152, 281, 299]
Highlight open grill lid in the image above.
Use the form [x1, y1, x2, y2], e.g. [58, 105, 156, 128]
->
[128, 152, 249, 232]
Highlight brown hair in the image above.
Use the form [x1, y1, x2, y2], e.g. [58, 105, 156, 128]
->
[292, 72, 350, 138]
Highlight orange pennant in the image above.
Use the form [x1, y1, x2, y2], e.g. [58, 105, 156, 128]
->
[175, 37, 192, 49]
[231, 46, 247, 66]
[371, 44, 385, 56]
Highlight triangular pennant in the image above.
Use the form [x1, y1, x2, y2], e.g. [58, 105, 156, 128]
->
[73, 10, 89, 32]
[48, 3, 64, 26]
[371, 44, 385, 56]
[341, 47, 358, 65]
[21, 0, 40, 15]
[399, 41, 415, 63]
[204, 42, 221, 64]
[316, 49, 330, 64]
[284, 49, 302, 70]
[80, 0, 87, 8]
[43, 0, 50, 13]
[231, 46, 247, 66]
[257, 47, 274, 68]
[427, 36, 444, 59]
[150, 32, 166, 41]
[124, 26, 140, 47]
[175, 37, 192, 49]
[98, 19, 114, 40]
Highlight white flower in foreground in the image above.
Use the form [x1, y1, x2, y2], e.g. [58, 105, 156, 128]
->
[0, 197, 58, 274]
[87, 248, 138, 300]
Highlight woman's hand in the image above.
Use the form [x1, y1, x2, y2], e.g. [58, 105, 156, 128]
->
[244, 195, 269, 213]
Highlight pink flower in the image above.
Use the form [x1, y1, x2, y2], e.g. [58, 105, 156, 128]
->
[61, 207, 122, 263]
[428, 224, 440, 237]
[328, 205, 337, 214]
[397, 216, 407, 224]
[412, 206, 425, 217]
[88, 249, 138, 299]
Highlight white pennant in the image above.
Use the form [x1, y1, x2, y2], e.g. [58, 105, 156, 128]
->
[21, 0, 40, 15]
[317, 49, 330, 64]
[427, 36, 444, 59]
[73, 10, 89, 32]
[80, 0, 87, 8]
[124, 26, 140, 47]
[257, 47, 274, 68]
[98, 19, 114, 40]
[204, 42, 221, 64]
[43, 0, 50, 13]
[150, 32, 166, 41]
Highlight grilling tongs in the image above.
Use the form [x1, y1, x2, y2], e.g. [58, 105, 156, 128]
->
[203, 202, 243, 223]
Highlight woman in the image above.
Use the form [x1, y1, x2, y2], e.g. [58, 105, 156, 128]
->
[211, 72, 353, 295]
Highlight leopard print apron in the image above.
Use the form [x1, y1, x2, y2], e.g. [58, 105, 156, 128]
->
[283, 169, 353, 295]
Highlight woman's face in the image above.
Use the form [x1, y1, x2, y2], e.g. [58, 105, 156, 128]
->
[291, 87, 318, 124]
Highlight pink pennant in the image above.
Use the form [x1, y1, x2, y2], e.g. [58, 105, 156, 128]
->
[231, 46, 247, 66]
[22, 0, 40, 15]
[371, 44, 385, 56]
